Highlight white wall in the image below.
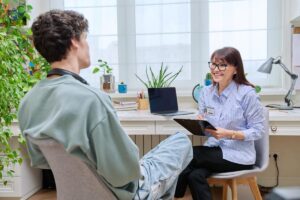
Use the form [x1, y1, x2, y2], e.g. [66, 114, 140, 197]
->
[290, 0, 300, 104]
[27, 0, 50, 26]
[290, 0, 300, 20]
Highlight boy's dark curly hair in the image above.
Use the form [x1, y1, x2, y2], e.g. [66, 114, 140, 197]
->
[31, 10, 88, 63]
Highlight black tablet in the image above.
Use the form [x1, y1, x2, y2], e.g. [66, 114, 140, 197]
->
[174, 118, 217, 136]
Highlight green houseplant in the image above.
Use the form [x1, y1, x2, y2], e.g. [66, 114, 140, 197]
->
[93, 59, 113, 75]
[135, 62, 183, 88]
[0, 0, 50, 184]
[93, 59, 115, 93]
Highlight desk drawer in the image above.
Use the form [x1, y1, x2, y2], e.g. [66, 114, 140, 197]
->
[121, 121, 155, 135]
[269, 121, 300, 136]
[156, 121, 190, 135]
[0, 177, 21, 197]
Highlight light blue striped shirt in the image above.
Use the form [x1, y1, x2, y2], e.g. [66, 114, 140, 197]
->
[198, 81, 265, 165]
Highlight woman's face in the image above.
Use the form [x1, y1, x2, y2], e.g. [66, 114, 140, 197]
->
[209, 57, 237, 85]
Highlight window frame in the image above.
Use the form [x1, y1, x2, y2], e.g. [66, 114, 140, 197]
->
[48, 0, 287, 93]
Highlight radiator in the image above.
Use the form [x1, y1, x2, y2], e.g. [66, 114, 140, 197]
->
[129, 135, 205, 157]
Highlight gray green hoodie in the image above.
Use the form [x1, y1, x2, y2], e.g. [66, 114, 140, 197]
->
[18, 75, 140, 200]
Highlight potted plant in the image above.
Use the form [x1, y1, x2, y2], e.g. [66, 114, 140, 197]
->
[244, 73, 261, 93]
[93, 59, 115, 93]
[135, 62, 183, 109]
[204, 72, 212, 86]
[0, 1, 50, 185]
[135, 62, 183, 88]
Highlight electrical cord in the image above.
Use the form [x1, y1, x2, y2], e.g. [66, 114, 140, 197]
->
[274, 154, 279, 187]
[258, 154, 279, 194]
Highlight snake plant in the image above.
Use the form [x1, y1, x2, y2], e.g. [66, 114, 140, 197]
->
[135, 62, 183, 88]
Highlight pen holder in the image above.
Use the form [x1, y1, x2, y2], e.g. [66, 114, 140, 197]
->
[138, 99, 149, 110]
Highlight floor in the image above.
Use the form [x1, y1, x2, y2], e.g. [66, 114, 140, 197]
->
[27, 187, 222, 200]
[27, 190, 56, 200]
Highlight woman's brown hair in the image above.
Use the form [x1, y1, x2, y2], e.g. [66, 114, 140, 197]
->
[210, 47, 254, 87]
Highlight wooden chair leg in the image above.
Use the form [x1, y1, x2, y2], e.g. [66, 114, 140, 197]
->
[222, 183, 228, 200]
[248, 176, 262, 200]
[228, 179, 238, 200]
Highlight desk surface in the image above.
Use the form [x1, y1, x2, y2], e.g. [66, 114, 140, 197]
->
[117, 109, 300, 136]
[117, 109, 197, 121]
[117, 109, 300, 122]
[10, 108, 300, 136]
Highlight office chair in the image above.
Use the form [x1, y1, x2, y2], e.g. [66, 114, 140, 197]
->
[27, 136, 117, 200]
[207, 107, 269, 200]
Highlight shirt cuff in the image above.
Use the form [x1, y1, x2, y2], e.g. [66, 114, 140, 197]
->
[243, 128, 262, 141]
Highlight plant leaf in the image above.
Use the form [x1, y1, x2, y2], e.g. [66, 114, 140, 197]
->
[165, 66, 183, 87]
[145, 66, 153, 88]
[92, 67, 100, 73]
[149, 67, 158, 88]
[135, 74, 149, 88]
[255, 85, 261, 93]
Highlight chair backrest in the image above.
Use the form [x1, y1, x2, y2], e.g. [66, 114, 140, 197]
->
[254, 107, 269, 170]
[27, 136, 117, 200]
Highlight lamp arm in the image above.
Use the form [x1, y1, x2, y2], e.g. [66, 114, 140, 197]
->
[278, 62, 294, 77]
[284, 73, 298, 107]
[277, 61, 299, 106]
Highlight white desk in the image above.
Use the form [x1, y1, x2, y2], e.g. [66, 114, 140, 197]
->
[119, 109, 300, 188]
[3, 108, 300, 199]
[118, 109, 300, 136]
[268, 109, 300, 136]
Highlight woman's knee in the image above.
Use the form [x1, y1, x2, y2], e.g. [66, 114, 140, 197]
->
[187, 169, 209, 184]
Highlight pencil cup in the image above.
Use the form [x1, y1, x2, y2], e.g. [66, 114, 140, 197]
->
[138, 99, 149, 110]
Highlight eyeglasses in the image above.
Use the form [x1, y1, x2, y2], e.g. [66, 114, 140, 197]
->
[208, 62, 228, 71]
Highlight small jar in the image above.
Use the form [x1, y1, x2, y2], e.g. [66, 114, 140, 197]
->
[118, 82, 127, 93]
[100, 74, 115, 93]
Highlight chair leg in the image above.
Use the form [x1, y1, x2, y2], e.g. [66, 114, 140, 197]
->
[222, 183, 228, 200]
[248, 177, 262, 200]
[228, 179, 238, 200]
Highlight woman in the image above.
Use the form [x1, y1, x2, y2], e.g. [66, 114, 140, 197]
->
[174, 47, 265, 200]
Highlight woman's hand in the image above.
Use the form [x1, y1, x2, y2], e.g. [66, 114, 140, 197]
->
[196, 115, 205, 120]
[205, 127, 231, 140]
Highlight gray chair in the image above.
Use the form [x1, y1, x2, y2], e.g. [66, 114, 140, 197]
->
[27, 136, 117, 200]
[207, 107, 269, 200]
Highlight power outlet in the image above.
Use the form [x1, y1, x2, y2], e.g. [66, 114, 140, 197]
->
[269, 153, 279, 160]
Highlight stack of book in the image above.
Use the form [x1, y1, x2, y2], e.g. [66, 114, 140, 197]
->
[113, 100, 138, 111]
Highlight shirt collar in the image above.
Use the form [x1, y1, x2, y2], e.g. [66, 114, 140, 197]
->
[213, 81, 237, 98]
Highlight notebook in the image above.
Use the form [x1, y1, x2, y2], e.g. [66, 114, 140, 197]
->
[174, 118, 216, 136]
[148, 87, 194, 116]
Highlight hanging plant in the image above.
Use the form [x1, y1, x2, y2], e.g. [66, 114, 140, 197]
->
[0, 0, 50, 185]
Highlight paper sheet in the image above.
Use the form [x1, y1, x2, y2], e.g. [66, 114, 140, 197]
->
[292, 34, 300, 90]
[293, 34, 300, 67]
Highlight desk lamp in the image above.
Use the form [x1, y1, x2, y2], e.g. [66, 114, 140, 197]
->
[258, 57, 298, 110]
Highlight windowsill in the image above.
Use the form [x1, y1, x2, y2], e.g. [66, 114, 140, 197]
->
[108, 88, 292, 99]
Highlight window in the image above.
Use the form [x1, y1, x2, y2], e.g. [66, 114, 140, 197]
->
[50, 0, 283, 90]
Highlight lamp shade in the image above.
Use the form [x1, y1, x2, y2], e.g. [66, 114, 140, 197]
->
[257, 57, 275, 74]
